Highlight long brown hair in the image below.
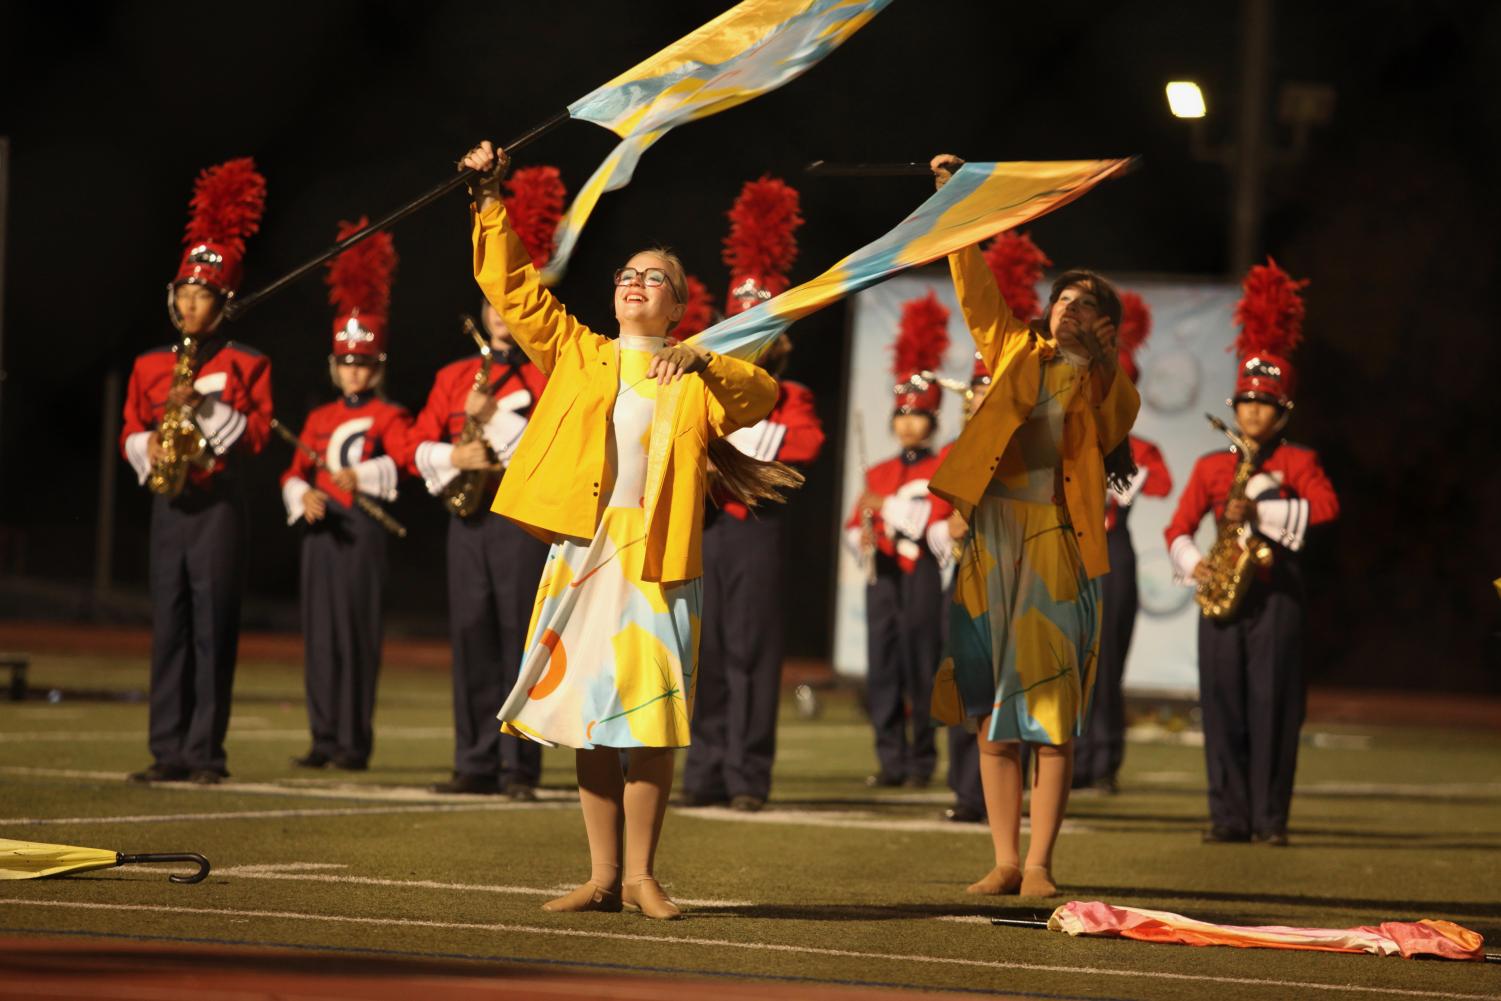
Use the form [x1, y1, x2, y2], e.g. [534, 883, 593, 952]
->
[1037, 269, 1137, 492]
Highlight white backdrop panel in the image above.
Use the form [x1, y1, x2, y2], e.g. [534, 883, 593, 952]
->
[832, 268, 1241, 696]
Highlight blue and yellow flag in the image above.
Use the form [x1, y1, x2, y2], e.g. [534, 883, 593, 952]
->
[541, 0, 891, 284]
[690, 159, 1134, 360]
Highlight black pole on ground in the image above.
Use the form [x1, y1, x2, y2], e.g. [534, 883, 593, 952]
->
[224, 111, 570, 321]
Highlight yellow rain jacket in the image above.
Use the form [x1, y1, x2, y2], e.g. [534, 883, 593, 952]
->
[472, 202, 777, 584]
[928, 246, 1140, 580]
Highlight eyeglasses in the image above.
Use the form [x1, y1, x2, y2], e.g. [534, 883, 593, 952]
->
[612, 267, 679, 300]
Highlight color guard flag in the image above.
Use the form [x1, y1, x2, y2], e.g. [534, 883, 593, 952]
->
[690, 158, 1134, 361]
[541, 0, 892, 284]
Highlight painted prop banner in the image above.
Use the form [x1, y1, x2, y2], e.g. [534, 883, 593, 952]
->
[1049, 901, 1486, 962]
[542, 0, 892, 283]
[690, 159, 1132, 362]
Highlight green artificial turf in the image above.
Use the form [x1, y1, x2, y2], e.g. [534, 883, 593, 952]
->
[2, 653, 1498, 1000]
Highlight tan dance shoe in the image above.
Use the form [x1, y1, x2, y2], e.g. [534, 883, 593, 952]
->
[965, 864, 1022, 895]
[622, 877, 682, 920]
[1019, 865, 1057, 897]
[541, 882, 622, 913]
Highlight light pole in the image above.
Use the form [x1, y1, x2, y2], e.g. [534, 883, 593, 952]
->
[1166, 0, 1334, 277]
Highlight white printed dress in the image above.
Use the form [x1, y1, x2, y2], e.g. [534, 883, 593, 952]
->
[497, 335, 703, 749]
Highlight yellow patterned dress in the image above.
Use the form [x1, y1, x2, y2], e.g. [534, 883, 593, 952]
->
[934, 354, 1101, 745]
[497, 335, 702, 749]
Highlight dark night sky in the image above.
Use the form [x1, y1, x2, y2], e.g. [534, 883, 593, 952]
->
[1, 1, 1497, 691]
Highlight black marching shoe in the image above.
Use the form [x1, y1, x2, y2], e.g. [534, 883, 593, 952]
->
[671, 790, 729, 808]
[331, 756, 368, 771]
[189, 769, 228, 785]
[1253, 829, 1290, 847]
[903, 774, 932, 790]
[943, 803, 985, 823]
[729, 794, 765, 813]
[291, 750, 332, 769]
[127, 763, 190, 784]
[1201, 826, 1251, 844]
[429, 773, 500, 795]
[865, 771, 904, 789]
[503, 780, 538, 802]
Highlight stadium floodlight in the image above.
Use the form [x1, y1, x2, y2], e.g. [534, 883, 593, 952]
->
[1165, 81, 1207, 119]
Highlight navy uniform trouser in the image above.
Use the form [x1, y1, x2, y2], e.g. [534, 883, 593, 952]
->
[147, 480, 248, 774]
[301, 500, 388, 765]
[446, 511, 550, 784]
[865, 552, 944, 781]
[1197, 567, 1306, 836]
[683, 510, 785, 800]
[1075, 522, 1137, 786]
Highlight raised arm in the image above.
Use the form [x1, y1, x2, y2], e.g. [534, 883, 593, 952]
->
[462, 141, 600, 375]
[931, 155, 1033, 371]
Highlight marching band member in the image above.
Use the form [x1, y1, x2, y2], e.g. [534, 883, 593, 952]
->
[281, 221, 411, 772]
[847, 292, 954, 791]
[1165, 259, 1338, 846]
[120, 159, 271, 785]
[941, 230, 1052, 823]
[927, 153, 1139, 898]
[1073, 291, 1173, 793]
[682, 177, 824, 813]
[396, 166, 563, 798]
[461, 140, 780, 920]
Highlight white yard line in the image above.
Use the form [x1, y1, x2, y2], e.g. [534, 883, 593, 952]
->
[209, 863, 752, 908]
[0, 727, 451, 743]
[0, 803, 544, 826]
[3, 899, 1488, 1000]
[678, 805, 1079, 836]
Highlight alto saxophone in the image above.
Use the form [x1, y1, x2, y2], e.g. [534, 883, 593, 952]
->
[1195, 414, 1273, 620]
[440, 316, 499, 518]
[147, 335, 215, 497]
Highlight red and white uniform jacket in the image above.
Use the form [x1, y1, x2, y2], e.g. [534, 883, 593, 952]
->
[279, 393, 414, 524]
[715, 380, 825, 520]
[844, 447, 954, 574]
[1164, 438, 1339, 584]
[1105, 435, 1173, 532]
[120, 337, 273, 489]
[397, 346, 549, 496]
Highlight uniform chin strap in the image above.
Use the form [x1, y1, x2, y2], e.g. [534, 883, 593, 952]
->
[165, 282, 229, 336]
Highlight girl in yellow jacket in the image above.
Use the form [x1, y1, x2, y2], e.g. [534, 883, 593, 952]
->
[925, 155, 1140, 900]
[459, 142, 778, 920]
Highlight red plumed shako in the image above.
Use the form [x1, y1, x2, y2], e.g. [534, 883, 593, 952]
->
[1116, 290, 1152, 384]
[172, 157, 267, 295]
[970, 352, 991, 387]
[326, 217, 397, 361]
[503, 166, 567, 270]
[1232, 257, 1308, 407]
[982, 230, 1050, 323]
[891, 291, 950, 415]
[670, 274, 714, 341]
[722, 176, 803, 315]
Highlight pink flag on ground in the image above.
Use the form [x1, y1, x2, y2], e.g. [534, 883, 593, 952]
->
[1049, 900, 1485, 962]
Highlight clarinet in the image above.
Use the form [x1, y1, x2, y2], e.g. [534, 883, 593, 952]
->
[270, 419, 407, 538]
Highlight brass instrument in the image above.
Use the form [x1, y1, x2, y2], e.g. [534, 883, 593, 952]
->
[147, 336, 215, 497]
[270, 418, 407, 538]
[441, 315, 502, 518]
[1195, 414, 1273, 620]
[853, 410, 877, 585]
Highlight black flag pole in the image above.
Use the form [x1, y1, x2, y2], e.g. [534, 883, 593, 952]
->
[804, 160, 931, 177]
[225, 110, 570, 321]
[806, 156, 1144, 180]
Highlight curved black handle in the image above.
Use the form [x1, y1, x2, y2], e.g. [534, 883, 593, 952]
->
[116, 852, 211, 884]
